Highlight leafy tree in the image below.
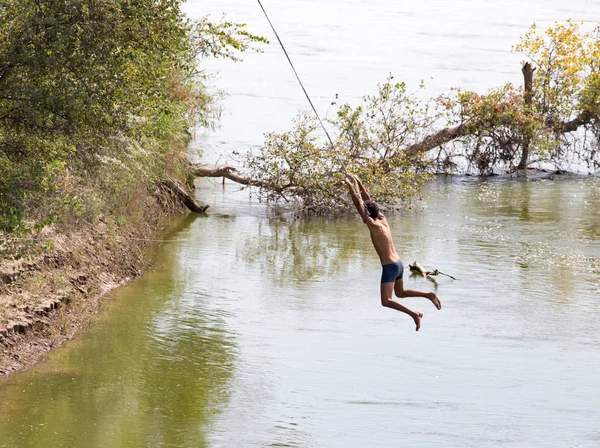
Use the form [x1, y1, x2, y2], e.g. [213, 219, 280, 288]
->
[242, 78, 432, 214]
[232, 21, 600, 214]
[0, 0, 265, 239]
[436, 20, 600, 174]
[513, 20, 600, 169]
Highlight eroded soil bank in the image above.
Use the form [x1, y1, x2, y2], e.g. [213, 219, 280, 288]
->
[0, 197, 189, 376]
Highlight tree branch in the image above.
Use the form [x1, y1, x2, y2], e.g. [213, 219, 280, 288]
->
[559, 113, 590, 133]
[191, 164, 269, 188]
[400, 123, 468, 161]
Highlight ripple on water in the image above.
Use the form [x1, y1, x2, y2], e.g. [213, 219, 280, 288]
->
[343, 398, 460, 411]
[517, 241, 600, 284]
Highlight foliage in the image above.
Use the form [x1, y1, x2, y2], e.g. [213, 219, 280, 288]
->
[0, 0, 265, 256]
[436, 84, 544, 174]
[189, 15, 269, 64]
[513, 20, 600, 170]
[430, 20, 600, 174]
[241, 21, 600, 213]
[514, 20, 600, 119]
[243, 77, 432, 213]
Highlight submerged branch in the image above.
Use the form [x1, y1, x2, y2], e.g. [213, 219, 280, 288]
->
[409, 261, 456, 280]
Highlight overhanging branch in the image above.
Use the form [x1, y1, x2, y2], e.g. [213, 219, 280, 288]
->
[191, 164, 269, 188]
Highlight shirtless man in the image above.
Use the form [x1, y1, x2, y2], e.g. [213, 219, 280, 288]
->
[343, 174, 441, 331]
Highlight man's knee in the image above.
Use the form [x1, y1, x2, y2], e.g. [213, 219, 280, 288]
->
[395, 288, 406, 298]
[381, 297, 392, 307]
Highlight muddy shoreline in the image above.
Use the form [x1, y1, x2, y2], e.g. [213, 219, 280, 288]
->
[0, 201, 189, 377]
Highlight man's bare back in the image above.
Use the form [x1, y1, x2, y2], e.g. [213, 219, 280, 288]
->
[343, 174, 441, 331]
[364, 214, 400, 265]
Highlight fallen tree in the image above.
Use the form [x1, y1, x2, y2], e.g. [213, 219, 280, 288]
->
[189, 21, 600, 215]
[159, 179, 209, 213]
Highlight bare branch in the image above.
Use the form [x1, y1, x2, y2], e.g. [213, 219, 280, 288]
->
[396, 123, 468, 161]
[191, 164, 269, 188]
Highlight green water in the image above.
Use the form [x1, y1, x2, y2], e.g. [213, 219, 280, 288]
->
[0, 216, 235, 447]
[1, 176, 599, 447]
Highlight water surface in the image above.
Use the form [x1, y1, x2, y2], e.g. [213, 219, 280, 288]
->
[1, 176, 599, 447]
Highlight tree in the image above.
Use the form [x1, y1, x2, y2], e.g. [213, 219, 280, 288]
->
[436, 20, 600, 174]
[0, 0, 265, 235]
[195, 21, 600, 213]
[239, 78, 432, 214]
[513, 20, 600, 169]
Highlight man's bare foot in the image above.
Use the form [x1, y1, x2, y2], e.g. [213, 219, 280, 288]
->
[428, 292, 442, 310]
[413, 312, 423, 331]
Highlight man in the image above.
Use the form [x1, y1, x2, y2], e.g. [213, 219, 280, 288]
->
[343, 174, 441, 331]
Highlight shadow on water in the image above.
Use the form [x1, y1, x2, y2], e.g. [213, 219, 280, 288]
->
[0, 214, 236, 448]
[236, 216, 376, 287]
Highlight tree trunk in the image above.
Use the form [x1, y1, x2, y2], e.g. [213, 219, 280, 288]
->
[159, 179, 209, 213]
[397, 123, 468, 163]
[518, 62, 535, 170]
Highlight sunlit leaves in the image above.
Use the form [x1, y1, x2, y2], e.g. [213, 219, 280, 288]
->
[243, 78, 431, 214]
[514, 20, 600, 119]
[190, 15, 268, 65]
[0, 0, 266, 240]
[432, 20, 600, 173]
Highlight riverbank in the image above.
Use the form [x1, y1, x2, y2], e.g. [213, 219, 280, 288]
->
[0, 2, 265, 378]
[0, 193, 190, 376]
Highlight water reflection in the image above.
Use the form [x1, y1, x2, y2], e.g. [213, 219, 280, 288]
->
[0, 216, 236, 448]
[236, 217, 378, 287]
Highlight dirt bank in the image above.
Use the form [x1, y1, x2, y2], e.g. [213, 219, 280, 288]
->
[0, 193, 190, 377]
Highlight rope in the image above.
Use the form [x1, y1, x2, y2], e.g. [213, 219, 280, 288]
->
[256, 0, 337, 153]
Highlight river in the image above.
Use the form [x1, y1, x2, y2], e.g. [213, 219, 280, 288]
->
[1, 1, 600, 447]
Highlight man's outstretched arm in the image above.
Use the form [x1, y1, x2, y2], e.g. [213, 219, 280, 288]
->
[344, 177, 369, 222]
[351, 174, 372, 202]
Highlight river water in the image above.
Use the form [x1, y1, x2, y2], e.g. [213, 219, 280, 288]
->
[1, 1, 600, 447]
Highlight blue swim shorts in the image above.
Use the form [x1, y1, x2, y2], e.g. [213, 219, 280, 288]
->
[381, 260, 404, 283]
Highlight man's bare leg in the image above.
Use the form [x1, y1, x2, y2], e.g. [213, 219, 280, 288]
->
[394, 279, 441, 310]
[381, 282, 423, 331]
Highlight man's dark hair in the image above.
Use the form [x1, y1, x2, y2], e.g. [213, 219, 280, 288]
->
[364, 201, 380, 219]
